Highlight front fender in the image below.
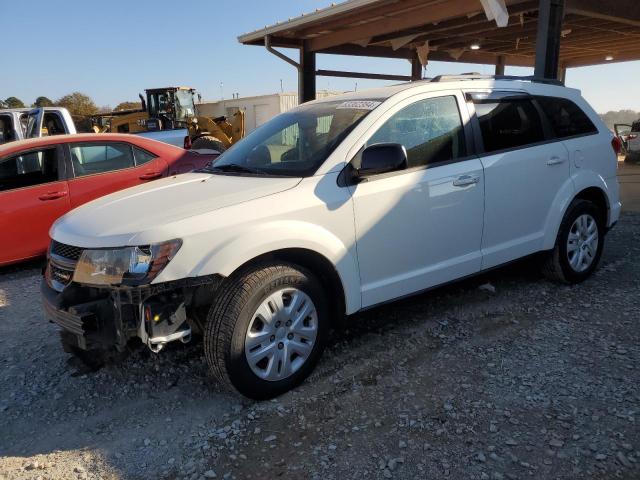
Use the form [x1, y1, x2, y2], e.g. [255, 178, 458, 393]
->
[542, 172, 610, 250]
[189, 220, 362, 314]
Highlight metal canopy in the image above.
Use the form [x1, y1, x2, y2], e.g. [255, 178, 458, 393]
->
[238, 0, 640, 102]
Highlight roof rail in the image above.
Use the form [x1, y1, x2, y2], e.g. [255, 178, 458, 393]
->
[430, 74, 563, 86]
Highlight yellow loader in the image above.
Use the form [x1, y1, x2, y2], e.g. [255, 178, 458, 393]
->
[91, 87, 244, 152]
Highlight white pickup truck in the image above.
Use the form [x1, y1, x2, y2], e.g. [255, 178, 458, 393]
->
[0, 107, 76, 144]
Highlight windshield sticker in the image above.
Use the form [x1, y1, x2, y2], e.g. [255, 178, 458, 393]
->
[336, 100, 381, 110]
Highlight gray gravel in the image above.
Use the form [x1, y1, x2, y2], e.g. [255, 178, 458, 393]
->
[1, 213, 639, 480]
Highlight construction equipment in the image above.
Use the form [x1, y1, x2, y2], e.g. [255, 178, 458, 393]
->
[91, 87, 245, 152]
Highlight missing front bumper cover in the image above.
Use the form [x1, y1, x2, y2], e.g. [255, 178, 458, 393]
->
[42, 274, 223, 353]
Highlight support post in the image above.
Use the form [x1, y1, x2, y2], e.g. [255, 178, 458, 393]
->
[495, 55, 506, 76]
[299, 42, 316, 104]
[411, 54, 422, 81]
[559, 66, 567, 84]
[534, 0, 565, 79]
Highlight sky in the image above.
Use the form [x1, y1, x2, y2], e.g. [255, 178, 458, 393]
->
[2, 0, 639, 113]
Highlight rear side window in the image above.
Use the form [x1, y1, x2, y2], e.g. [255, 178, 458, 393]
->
[476, 99, 545, 153]
[0, 115, 14, 144]
[536, 97, 597, 138]
[70, 143, 134, 177]
[133, 146, 157, 165]
[0, 147, 59, 191]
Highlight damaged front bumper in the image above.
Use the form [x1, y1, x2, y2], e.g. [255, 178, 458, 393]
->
[42, 272, 222, 353]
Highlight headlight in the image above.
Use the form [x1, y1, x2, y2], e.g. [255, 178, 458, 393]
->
[72, 239, 182, 286]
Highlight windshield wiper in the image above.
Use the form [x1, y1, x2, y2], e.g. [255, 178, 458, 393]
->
[203, 163, 264, 175]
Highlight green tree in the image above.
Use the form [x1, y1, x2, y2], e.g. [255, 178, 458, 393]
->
[56, 92, 98, 117]
[56, 92, 99, 132]
[4, 97, 25, 108]
[32, 96, 54, 108]
[114, 101, 142, 111]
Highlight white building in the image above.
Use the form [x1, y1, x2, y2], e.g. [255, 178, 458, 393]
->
[196, 91, 341, 134]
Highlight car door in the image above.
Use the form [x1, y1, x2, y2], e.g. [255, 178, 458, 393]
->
[66, 141, 168, 209]
[347, 92, 484, 307]
[467, 92, 570, 269]
[614, 124, 632, 151]
[0, 145, 70, 264]
[24, 108, 44, 138]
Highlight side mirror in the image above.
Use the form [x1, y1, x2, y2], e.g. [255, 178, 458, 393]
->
[357, 143, 407, 177]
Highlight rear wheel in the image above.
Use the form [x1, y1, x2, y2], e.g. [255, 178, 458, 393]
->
[542, 199, 605, 283]
[204, 262, 329, 400]
[191, 135, 227, 153]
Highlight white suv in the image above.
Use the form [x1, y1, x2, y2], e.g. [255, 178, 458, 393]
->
[42, 76, 621, 399]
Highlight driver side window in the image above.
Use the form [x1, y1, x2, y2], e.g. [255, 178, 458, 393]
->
[362, 96, 466, 169]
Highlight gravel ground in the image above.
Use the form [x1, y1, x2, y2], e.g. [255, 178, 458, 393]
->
[1, 213, 639, 480]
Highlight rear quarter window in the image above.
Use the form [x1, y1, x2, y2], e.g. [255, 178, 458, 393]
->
[536, 96, 598, 138]
[476, 99, 545, 153]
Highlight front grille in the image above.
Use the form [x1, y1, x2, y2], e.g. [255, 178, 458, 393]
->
[51, 241, 84, 261]
[50, 264, 74, 285]
[48, 241, 84, 291]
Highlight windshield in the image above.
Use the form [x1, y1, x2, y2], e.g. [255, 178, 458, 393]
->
[205, 99, 382, 177]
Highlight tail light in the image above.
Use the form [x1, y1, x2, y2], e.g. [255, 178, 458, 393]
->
[628, 134, 638, 140]
[611, 136, 622, 155]
[183, 135, 192, 150]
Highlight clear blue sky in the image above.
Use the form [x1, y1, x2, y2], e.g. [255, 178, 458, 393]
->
[2, 0, 639, 113]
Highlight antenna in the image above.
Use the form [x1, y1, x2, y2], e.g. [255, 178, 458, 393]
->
[280, 79, 283, 93]
[220, 82, 224, 100]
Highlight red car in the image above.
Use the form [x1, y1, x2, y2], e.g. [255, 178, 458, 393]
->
[0, 133, 216, 266]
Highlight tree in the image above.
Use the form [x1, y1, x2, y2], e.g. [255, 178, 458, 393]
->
[5, 97, 25, 108]
[56, 92, 98, 118]
[599, 110, 639, 131]
[114, 101, 142, 112]
[32, 96, 54, 108]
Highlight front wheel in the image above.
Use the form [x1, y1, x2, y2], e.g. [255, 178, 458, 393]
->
[204, 262, 329, 400]
[542, 199, 605, 283]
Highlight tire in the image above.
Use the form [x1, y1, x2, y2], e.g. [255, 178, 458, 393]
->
[542, 199, 605, 284]
[204, 262, 329, 400]
[191, 135, 227, 153]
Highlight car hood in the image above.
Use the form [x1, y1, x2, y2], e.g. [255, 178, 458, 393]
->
[51, 172, 301, 247]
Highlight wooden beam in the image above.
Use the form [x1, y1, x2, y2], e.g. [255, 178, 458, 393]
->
[316, 69, 411, 81]
[565, 0, 640, 27]
[370, 1, 540, 44]
[319, 44, 415, 60]
[562, 50, 640, 67]
[306, 0, 487, 52]
[293, 0, 434, 38]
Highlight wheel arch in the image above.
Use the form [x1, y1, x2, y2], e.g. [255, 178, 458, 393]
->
[543, 174, 610, 250]
[229, 248, 348, 325]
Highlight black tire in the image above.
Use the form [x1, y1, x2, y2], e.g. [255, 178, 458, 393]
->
[541, 199, 605, 284]
[191, 135, 227, 153]
[204, 262, 329, 400]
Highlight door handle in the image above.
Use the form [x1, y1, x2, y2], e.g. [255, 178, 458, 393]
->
[139, 171, 163, 180]
[452, 175, 480, 187]
[38, 191, 68, 201]
[546, 156, 565, 166]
